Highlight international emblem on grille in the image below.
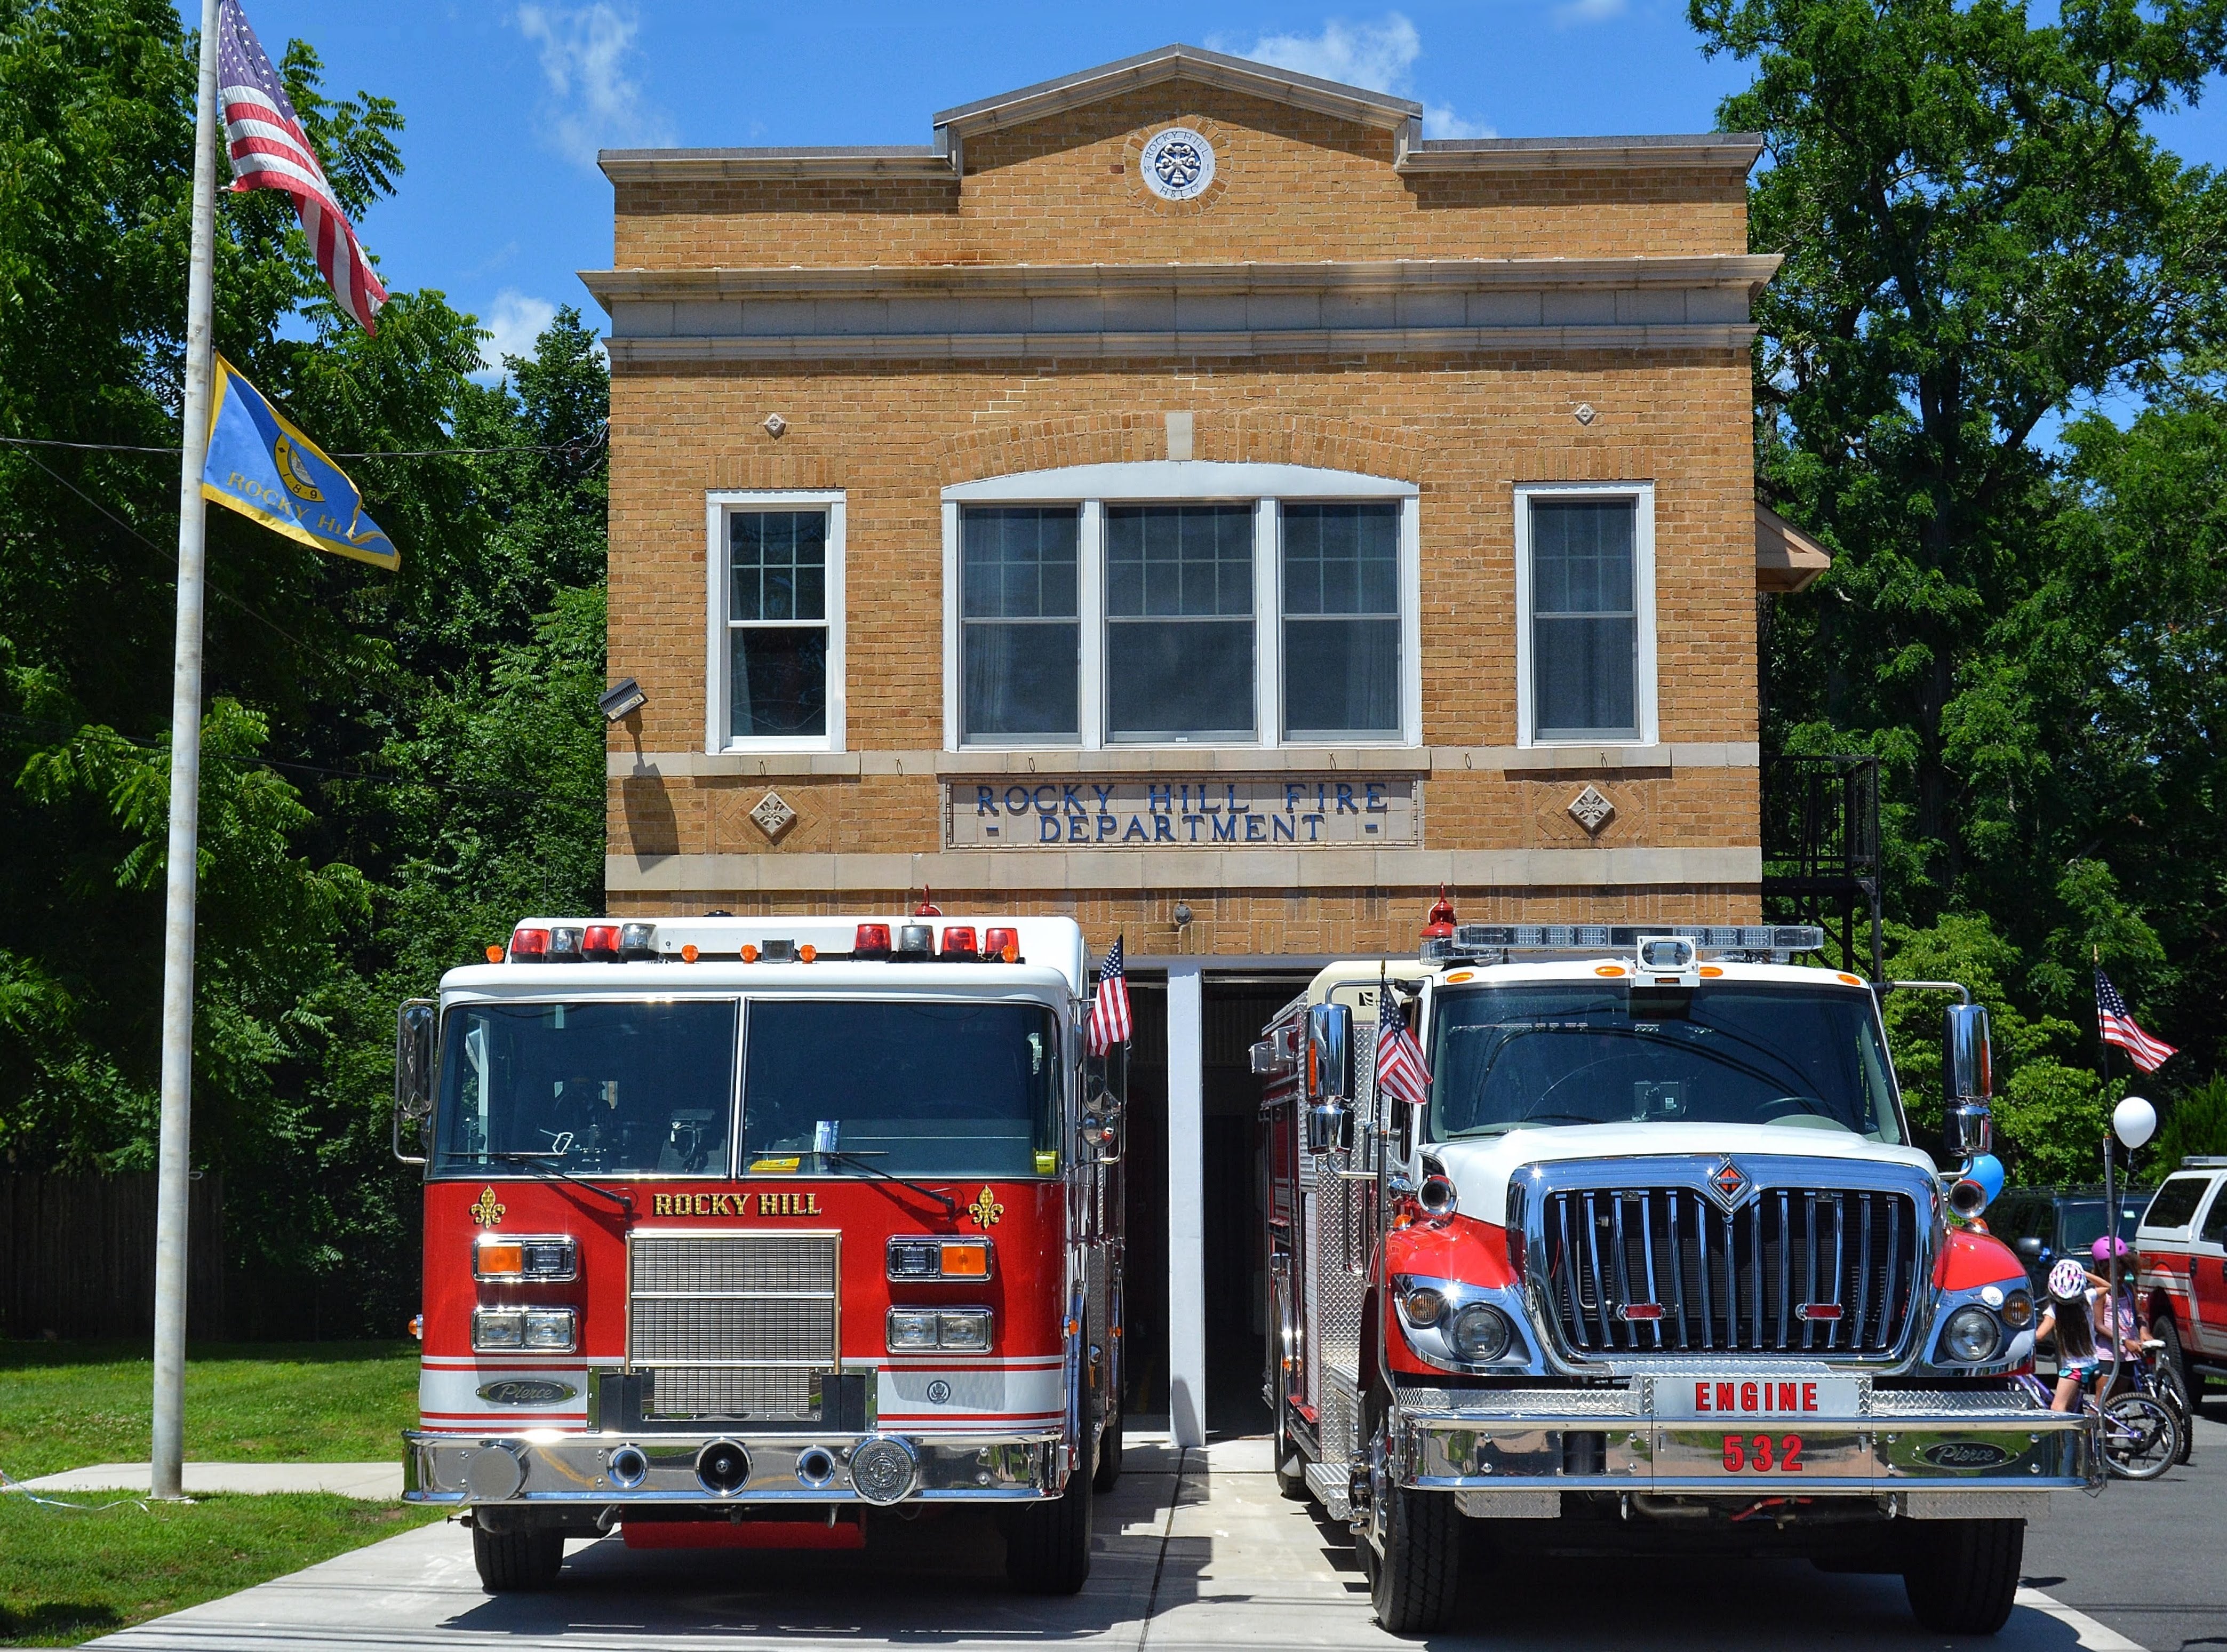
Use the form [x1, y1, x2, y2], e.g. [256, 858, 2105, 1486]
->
[1703, 1157, 1754, 1212]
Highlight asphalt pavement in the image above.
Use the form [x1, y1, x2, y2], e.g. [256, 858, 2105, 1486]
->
[87, 1410, 2224, 1652]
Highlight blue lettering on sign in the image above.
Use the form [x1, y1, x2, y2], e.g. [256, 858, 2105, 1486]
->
[1092, 784, 1114, 810]
[1040, 815, 1063, 842]
[1245, 814, 1266, 841]
[1148, 784, 1174, 813]
[1366, 781, 1387, 813]
[1225, 784, 1249, 814]
[1197, 785, 1219, 815]
[1272, 814, 1296, 842]
[1212, 815, 1239, 842]
[1336, 783, 1358, 814]
[1304, 813, 1325, 841]
[1062, 784, 1083, 816]
[977, 786, 997, 816]
[1097, 814, 1117, 840]
[1155, 815, 1176, 842]
[1034, 784, 1060, 813]
[1286, 783, 1305, 813]
[1068, 815, 1089, 842]
[1006, 786, 1030, 814]
[1124, 816, 1150, 842]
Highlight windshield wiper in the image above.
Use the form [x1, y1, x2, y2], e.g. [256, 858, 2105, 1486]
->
[821, 1150, 959, 1216]
[486, 1151, 635, 1215]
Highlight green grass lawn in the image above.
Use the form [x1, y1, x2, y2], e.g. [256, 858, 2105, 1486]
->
[0, 1492, 443, 1647]
[0, 1341, 419, 1480]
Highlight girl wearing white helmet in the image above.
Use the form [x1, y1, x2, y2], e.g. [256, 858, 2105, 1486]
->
[2034, 1257, 2101, 1412]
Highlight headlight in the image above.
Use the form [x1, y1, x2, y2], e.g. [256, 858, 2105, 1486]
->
[2000, 1290, 2034, 1331]
[1942, 1304, 2001, 1364]
[936, 1309, 992, 1352]
[1400, 1286, 1446, 1328]
[472, 1308, 524, 1351]
[886, 1310, 939, 1351]
[522, 1308, 576, 1351]
[1447, 1303, 1512, 1363]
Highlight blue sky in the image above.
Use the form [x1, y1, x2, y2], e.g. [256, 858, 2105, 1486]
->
[213, 3, 2227, 374]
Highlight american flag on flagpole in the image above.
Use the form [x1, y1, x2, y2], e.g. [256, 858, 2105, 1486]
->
[1088, 937, 1131, 1056]
[2096, 968, 2176, 1074]
[1374, 991, 1431, 1112]
[217, 0, 387, 333]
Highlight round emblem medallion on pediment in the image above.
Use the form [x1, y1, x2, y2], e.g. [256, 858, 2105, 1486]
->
[1119, 115, 1231, 215]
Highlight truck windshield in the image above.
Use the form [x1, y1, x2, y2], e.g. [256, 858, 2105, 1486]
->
[743, 1000, 1060, 1177]
[434, 1000, 738, 1176]
[1429, 983, 1902, 1143]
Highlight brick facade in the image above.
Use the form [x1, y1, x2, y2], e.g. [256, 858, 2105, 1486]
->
[589, 47, 1774, 956]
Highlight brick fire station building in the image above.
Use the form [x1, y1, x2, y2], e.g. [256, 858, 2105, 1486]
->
[584, 44, 1823, 1441]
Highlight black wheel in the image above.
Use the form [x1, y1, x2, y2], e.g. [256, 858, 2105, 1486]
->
[2103, 1393, 2182, 1480]
[1901, 1518, 2023, 1634]
[1005, 1455, 1092, 1594]
[2157, 1316, 2192, 1399]
[472, 1523, 564, 1592]
[1361, 1392, 1459, 1635]
[1092, 1404, 1123, 1491]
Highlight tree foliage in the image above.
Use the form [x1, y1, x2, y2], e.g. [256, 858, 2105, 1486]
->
[1696, 0, 2226, 1176]
[0, 0, 605, 1329]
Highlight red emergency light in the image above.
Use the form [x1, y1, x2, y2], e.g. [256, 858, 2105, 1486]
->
[583, 924, 621, 961]
[1422, 888, 1457, 942]
[984, 926, 1020, 962]
[510, 927, 550, 962]
[853, 924, 892, 958]
[941, 926, 980, 959]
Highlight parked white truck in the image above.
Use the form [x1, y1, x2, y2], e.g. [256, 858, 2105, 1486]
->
[1254, 918, 2094, 1636]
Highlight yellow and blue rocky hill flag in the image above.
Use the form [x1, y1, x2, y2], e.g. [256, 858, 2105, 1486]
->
[200, 354, 397, 570]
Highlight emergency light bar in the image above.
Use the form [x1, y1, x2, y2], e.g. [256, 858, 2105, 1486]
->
[1427, 922, 1826, 961]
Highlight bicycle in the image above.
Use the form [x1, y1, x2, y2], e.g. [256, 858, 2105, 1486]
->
[2011, 1368, 2182, 1481]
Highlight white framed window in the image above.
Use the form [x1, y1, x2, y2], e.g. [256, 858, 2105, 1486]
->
[1513, 482, 1656, 747]
[706, 490, 846, 754]
[941, 463, 1420, 751]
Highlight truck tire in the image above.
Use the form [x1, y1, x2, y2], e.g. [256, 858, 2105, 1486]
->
[1369, 1482, 1461, 1635]
[1005, 1457, 1092, 1594]
[472, 1523, 564, 1592]
[1092, 1406, 1124, 1491]
[1901, 1518, 2022, 1634]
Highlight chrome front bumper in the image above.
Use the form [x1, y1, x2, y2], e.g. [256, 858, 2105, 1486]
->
[403, 1428, 1064, 1507]
[1392, 1378, 2094, 1513]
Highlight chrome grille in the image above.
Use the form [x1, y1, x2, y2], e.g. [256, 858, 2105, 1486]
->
[1539, 1184, 1921, 1359]
[628, 1232, 840, 1420]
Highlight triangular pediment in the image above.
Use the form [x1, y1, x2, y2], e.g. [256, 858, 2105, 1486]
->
[931, 43, 1420, 141]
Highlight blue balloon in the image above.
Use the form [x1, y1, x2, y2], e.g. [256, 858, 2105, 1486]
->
[1966, 1153, 2006, 1204]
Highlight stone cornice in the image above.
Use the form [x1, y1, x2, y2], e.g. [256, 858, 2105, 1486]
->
[608, 744, 1761, 780]
[1397, 134, 1765, 174]
[600, 146, 955, 183]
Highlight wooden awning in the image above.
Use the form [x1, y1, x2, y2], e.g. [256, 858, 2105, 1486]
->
[1756, 502, 1832, 594]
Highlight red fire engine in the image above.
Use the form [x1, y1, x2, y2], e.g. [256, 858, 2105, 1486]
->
[392, 913, 1125, 1593]
[1254, 909, 2096, 1636]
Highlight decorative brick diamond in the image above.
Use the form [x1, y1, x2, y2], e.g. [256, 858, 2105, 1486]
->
[762, 412, 788, 437]
[749, 790, 797, 841]
[1567, 784, 1615, 835]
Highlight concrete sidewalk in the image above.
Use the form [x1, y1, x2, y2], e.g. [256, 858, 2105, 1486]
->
[7, 1462, 402, 1498]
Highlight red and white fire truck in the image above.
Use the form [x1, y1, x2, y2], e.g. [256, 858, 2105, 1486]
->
[392, 912, 1125, 1594]
[1254, 912, 2096, 1637]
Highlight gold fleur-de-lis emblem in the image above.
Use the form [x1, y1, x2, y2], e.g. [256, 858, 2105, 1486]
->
[469, 1186, 506, 1228]
[967, 1186, 1004, 1230]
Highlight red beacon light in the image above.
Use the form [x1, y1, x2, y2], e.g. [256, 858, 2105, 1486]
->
[984, 926, 1020, 962]
[853, 923, 893, 959]
[510, 927, 550, 963]
[915, 887, 943, 917]
[1422, 888, 1457, 941]
[582, 924, 621, 961]
[940, 925, 980, 959]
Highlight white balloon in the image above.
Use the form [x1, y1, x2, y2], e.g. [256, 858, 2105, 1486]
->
[2113, 1095, 2158, 1150]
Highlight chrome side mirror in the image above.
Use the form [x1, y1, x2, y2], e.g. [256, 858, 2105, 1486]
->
[1307, 1003, 1352, 1101]
[1942, 1002, 1993, 1158]
[392, 999, 435, 1166]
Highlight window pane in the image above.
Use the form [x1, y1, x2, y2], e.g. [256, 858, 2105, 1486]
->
[1530, 500, 1634, 616]
[730, 625, 827, 738]
[1282, 503, 1398, 617]
[730, 512, 827, 623]
[1106, 619, 1254, 740]
[1284, 617, 1399, 738]
[964, 621, 1080, 738]
[1534, 616, 1637, 738]
[961, 507, 1077, 619]
[1106, 506, 1252, 618]
[1530, 499, 1638, 740]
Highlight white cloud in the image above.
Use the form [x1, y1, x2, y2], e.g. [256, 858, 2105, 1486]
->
[476, 289, 559, 378]
[1211, 13, 1494, 140]
[513, 3, 674, 168]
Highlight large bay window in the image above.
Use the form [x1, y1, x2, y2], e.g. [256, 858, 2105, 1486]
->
[707, 491, 846, 752]
[944, 464, 1419, 750]
[1514, 483, 1656, 746]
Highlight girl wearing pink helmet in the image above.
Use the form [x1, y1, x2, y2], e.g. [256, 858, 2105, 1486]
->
[2034, 1257, 2101, 1411]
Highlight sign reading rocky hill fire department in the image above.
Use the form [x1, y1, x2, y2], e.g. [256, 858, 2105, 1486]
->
[944, 777, 1420, 849]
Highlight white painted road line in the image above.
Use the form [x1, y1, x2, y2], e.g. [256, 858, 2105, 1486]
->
[2014, 1587, 2148, 1652]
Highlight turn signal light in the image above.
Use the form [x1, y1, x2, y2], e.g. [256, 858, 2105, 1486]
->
[941, 926, 979, 959]
[886, 1236, 994, 1280]
[474, 1233, 578, 1281]
[854, 923, 893, 958]
[510, 928, 550, 962]
[984, 927, 1020, 962]
[484, 944, 503, 963]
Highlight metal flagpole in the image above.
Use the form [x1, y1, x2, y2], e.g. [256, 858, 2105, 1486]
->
[2094, 946, 2124, 1398]
[151, 0, 225, 1503]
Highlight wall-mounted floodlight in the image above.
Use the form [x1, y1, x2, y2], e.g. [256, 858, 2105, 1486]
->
[599, 677, 646, 723]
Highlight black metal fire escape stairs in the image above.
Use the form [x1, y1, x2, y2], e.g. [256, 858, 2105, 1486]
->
[1760, 754, 1882, 981]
